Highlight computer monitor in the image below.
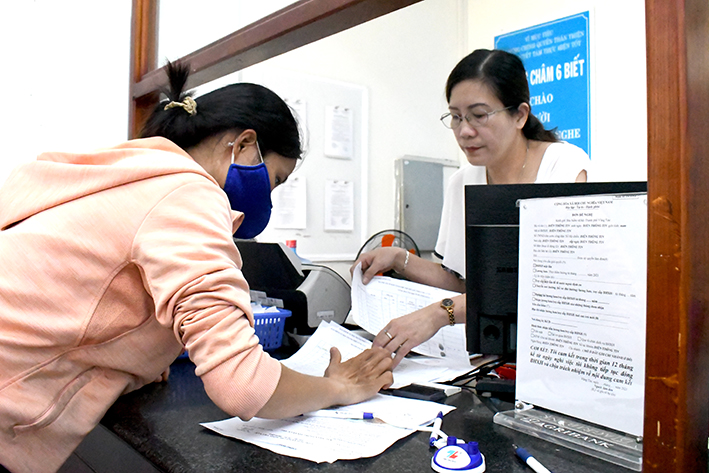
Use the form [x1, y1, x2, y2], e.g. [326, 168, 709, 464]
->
[465, 181, 647, 358]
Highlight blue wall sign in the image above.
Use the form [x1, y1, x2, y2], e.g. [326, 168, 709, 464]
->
[495, 12, 591, 157]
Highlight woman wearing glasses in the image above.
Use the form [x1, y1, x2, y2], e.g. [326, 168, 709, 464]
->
[352, 49, 589, 366]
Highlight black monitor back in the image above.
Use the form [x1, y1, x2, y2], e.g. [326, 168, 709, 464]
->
[465, 181, 647, 357]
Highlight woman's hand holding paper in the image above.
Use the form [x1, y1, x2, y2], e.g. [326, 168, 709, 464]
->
[351, 247, 407, 284]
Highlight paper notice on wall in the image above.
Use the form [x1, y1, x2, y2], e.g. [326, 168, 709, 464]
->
[324, 179, 354, 231]
[324, 105, 353, 159]
[271, 175, 307, 229]
[515, 193, 647, 436]
[285, 97, 308, 145]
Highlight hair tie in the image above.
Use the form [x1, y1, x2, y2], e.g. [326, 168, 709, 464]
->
[164, 96, 197, 116]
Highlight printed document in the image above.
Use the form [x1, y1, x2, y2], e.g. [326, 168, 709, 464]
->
[324, 105, 354, 159]
[201, 393, 455, 463]
[515, 193, 647, 436]
[201, 322, 467, 462]
[270, 175, 307, 229]
[324, 179, 354, 231]
[350, 264, 469, 363]
[281, 321, 472, 388]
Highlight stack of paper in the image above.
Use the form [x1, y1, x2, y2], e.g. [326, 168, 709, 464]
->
[281, 320, 472, 389]
[350, 263, 469, 363]
[201, 268, 476, 462]
[201, 394, 455, 463]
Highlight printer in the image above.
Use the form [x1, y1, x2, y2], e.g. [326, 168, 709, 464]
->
[234, 240, 351, 335]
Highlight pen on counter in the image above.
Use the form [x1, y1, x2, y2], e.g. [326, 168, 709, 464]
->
[301, 410, 441, 433]
[513, 444, 552, 473]
[429, 411, 443, 446]
[302, 410, 375, 420]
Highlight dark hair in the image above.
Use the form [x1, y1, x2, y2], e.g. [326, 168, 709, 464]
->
[445, 49, 558, 143]
[140, 62, 303, 160]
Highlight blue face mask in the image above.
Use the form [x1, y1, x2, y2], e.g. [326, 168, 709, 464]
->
[223, 142, 272, 239]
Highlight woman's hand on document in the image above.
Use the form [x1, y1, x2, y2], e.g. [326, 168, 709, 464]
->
[256, 347, 393, 419]
[324, 346, 394, 404]
[373, 307, 446, 368]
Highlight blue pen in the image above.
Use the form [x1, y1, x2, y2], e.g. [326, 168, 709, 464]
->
[303, 410, 375, 420]
[302, 410, 441, 433]
[513, 444, 552, 473]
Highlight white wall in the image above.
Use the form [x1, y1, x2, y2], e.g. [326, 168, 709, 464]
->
[187, 0, 468, 241]
[0, 1, 132, 186]
[467, 0, 648, 182]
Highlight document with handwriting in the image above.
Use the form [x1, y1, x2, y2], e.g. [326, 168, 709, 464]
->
[516, 193, 647, 436]
[281, 321, 472, 388]
[350, 264, 470, 363]
[201, 393, 455, 463]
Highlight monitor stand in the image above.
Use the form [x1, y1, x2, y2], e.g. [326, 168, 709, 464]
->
[493, 402, 643, 471]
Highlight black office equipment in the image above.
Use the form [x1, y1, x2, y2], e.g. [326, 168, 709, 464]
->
[388, 384, 447, 402]
[465, 181, 647, 357]
[235, 239, 306, 290]
[235, 240, 351, 335]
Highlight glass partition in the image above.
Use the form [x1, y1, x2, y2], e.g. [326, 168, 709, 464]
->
[185, 1, 464, 263]
[156, 0, 648, 262]
[135, 0, 709, 469]
[157, 0, 299, 61]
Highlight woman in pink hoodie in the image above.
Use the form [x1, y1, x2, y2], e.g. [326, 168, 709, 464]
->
[0, 63, 392, 473]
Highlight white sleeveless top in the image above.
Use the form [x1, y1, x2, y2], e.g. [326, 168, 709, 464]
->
[434, 141, 590, 278]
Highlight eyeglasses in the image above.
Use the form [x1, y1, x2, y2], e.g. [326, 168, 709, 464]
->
[440, 105, 515, 129]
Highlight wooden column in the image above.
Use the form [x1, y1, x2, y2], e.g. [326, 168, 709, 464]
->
[644, 0, 709, 470]
[128, 0, 158, 139]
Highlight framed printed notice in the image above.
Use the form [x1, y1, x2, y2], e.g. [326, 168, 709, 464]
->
[515, 193, 647, 436]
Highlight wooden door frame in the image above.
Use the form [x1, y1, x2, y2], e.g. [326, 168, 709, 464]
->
[643, 1, 709, 471]
[129, 1, 709, 470]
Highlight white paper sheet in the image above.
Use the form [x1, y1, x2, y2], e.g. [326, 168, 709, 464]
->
[271, 175, 307, 229]
[324, 179, 354, 231]
[201, 394, 455, 463]
[284, 97, 307, 144]
[350, 264, 469, 363]
[281, 320, 370, 375]
[281, 321, 471, 389]
[515, 193, 647, 436]
[324, 105, 353, 159]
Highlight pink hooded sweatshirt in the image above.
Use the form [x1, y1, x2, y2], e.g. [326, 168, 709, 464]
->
[0, 137, 281, 473]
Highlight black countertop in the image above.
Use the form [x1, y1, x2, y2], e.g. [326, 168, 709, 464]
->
[101, 357, 631, 472]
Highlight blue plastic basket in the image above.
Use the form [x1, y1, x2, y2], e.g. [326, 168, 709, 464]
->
[253, 308, 292, 350]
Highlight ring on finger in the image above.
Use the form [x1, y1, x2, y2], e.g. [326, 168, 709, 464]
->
[384, 330, 393, 340]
